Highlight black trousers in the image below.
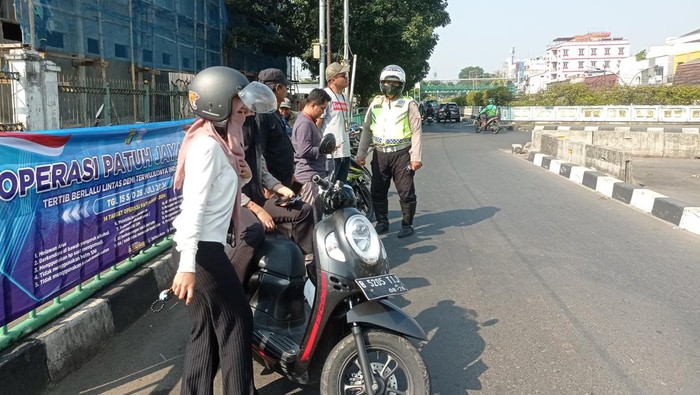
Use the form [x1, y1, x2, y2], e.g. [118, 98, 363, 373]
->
[180, 241, 255, 395]
[370, 147, 417, 205]
[231, 199, 314, 282]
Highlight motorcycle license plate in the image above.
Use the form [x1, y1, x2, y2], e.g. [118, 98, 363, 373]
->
[355, 274, 408, 300]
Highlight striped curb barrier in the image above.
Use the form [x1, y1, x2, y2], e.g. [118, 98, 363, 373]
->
[527, 151, 700, 236]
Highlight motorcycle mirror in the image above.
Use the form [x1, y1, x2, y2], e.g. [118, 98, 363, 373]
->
[319, 133, 336, 155]
[95, 104, 104, 120]
[93, 104, 104, 126]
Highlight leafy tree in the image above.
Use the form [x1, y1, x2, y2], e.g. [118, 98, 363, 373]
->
[224, 1, 315, 59]
[458, 66, 494, 79]
[224, 0, 450, 106]
[510, 83, 700, 106]
[317, 0, 450, 105]
[635, 49, 647, 61]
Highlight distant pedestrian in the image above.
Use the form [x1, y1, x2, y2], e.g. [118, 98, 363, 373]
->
[279, 97, 297, 134]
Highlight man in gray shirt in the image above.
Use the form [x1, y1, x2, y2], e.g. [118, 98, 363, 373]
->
[292, 88, 332, 206]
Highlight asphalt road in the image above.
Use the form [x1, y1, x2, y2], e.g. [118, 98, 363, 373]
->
[49, 121, 700, 394]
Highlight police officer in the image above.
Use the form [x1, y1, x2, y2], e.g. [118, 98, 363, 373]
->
[356, 65, 423, 238]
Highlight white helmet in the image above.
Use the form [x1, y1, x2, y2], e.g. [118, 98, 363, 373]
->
[379, 64, 406, 96]
[379, 64, 406, 83]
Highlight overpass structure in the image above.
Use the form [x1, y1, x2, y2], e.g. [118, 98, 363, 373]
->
[419, 78, 516, 99]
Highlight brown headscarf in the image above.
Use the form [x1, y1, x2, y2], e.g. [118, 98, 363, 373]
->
[174, 97, 252, 235]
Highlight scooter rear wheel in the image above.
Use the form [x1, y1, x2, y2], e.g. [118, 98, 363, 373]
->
[320, 329, 430, 394]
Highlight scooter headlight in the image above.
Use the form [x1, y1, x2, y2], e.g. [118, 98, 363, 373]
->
[345, 214, 381, 264]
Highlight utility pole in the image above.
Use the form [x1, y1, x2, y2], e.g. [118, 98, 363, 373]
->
[343, 0, 349, 63]
[326, 0, 332, 67]
[319, 0, 326, 88]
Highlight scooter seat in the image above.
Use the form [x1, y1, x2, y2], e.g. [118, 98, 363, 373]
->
[256, 233, 306, 278]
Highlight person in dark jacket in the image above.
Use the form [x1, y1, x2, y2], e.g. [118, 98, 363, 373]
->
[252, 68, 296, 188]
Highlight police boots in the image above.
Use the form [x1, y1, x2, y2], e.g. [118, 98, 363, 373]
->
[398, 201, 416, 238]
[373, 201, 389, 234]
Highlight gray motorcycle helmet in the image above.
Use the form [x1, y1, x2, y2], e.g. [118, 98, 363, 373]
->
[188, 66, 249, 122]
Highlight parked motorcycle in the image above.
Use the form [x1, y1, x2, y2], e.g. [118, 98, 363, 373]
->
[246, 134, 430, 394]
[475, 115, 501, 134]
[347, 124, 374, 221]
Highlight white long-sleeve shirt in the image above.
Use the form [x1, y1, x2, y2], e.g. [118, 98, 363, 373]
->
[172, 135, 237, 273]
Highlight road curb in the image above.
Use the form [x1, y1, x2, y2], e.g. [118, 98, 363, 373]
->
[527, 151, 700, 236]
[528, 124, 698, 133]
[0, 253, 174, 393]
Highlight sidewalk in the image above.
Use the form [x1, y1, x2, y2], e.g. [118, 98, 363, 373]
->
[632, 157, 700, 207]
[525, 150, 700, 236]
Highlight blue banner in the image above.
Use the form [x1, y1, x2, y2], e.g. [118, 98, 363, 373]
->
[0, 120, 192, 326]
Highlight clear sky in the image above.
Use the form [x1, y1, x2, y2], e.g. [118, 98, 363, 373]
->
[427, 0, 699, 80]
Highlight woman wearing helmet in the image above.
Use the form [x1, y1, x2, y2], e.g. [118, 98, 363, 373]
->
[356, 64, 423, 238]
[171, 66, 276, 395]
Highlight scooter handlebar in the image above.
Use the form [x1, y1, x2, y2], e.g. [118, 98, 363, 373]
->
[312, 174, 332, 189]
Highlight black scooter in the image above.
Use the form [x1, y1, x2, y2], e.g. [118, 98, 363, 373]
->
[246, 135, 430, 394]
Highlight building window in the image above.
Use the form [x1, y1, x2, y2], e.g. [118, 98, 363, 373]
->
[563, 49, 568, 57]
[87, 38, 100, 55]
[114, 44, 129, 59]
[591, 48, 597, 56]
[196, 60, 203, 70]
[182, 57, 190, 69]
[604, 47, 610, 55]
[143, 49, 153, 63]
[578, 48, 584, 56]
[45, 32, 64, 48]
[162, 53, 171, 65]
[618, 47, 624, 55]
[604, 60, 610, 68]
[563, 61, 568, 69]
[591, 61, 597, 67]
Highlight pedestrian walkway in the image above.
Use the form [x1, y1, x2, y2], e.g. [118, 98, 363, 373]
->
[632, 157, 700, 207]
[526, 151, 700, 236]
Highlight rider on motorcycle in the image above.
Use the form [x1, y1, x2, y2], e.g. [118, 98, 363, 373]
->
[479, 99, 498, 128]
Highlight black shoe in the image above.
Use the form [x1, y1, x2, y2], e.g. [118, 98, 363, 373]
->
[397, 225, 414, 238]
[375, 221, 389, 234]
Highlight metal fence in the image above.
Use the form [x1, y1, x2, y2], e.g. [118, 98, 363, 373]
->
[0, 70, 21, 131]
[57, 75, 193, 129]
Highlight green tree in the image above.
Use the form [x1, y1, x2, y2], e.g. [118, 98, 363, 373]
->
[458, 66, 485, 79]
[224, 0, 450, 106]
[318, 0, 450, 105]
[635, 49, 647, 61]
[224, 1, 315, 58]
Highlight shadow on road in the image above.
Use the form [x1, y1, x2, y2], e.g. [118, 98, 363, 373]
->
[382, 207, 500, 267]
[414, 300, 497, 394]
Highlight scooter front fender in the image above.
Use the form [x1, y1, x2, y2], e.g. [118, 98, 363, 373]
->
[346, 299, 427, 340]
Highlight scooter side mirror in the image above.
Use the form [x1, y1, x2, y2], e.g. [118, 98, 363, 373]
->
[319, 133, 336, 155]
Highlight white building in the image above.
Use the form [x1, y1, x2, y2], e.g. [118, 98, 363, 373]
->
[523, 57, 548, 94]
[615, 28, 700, 86]
[544, 32, 630, 82]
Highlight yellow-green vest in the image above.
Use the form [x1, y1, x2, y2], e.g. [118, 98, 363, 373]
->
[369, 95, 414, 146]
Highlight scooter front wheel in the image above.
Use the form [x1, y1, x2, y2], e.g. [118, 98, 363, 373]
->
[320, 329, 430, 394]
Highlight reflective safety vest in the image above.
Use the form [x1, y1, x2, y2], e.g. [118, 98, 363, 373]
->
[369, 95, 414, 146]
